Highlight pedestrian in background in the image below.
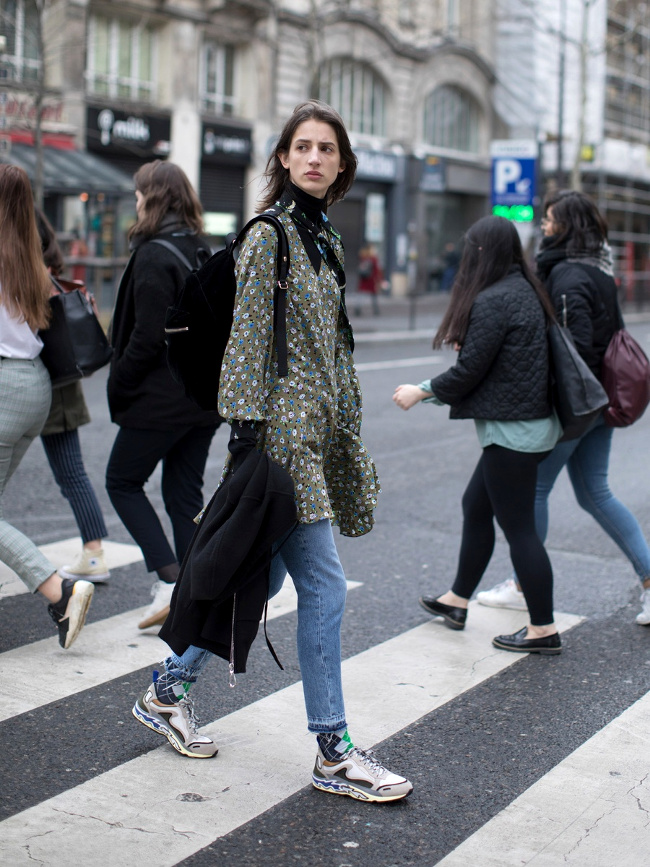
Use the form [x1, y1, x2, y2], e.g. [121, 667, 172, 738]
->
[132, 101, 412, 803]
[106, 161, 220, 630]
[0, 165, 94, 648]
[357, 243, 382, 315]
[477, 191, 650, 625]
[35, 209, 110, 583]
[394, 215, 563, 654]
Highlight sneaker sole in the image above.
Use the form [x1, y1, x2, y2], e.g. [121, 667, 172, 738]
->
[59, 567, 111, 583]
[477, 597, 527, 611]
[63, 582, 94, 649]
[138, 605, 170, 630]
[131, 702, 217, 759]
[312, 775, 413, 802]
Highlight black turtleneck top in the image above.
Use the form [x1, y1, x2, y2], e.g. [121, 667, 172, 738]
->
[286, 182, 326, 275]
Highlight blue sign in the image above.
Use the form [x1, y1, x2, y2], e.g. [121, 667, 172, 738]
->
[491, 157, 536, 208]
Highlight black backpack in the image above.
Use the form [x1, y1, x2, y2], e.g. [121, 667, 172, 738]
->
[163, 211, 289, 412]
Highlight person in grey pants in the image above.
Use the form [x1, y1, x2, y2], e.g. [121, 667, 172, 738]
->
[0, 165, 94, 648]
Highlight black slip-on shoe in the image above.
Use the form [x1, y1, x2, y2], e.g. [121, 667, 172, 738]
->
[418, 596, 467, 630]
[492, 626, 562, 655]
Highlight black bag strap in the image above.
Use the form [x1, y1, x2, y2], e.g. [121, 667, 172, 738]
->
[150, 237, 195, 272]
[236, 210, 290, 377]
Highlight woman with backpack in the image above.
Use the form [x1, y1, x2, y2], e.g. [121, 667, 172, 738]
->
[0, 165, 94, 648]
[131, 101, 413, 803]
[106, 161, 220, 630]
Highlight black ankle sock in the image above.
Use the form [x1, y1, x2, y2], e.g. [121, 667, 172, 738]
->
[157, 563, 179, 584]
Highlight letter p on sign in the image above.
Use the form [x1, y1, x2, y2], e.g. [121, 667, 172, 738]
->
[494, 159, 522, 194]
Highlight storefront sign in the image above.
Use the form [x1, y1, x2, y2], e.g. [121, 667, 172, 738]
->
[420, 156, 446, 192]
[86, 106, 171, 158]
[202, 123, 251, 165]
[355, 148, 398, 182]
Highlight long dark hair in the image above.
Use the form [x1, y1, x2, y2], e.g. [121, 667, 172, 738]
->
[259, 100, 357, 210]
[129, 160, 203, 239]
[434, 215, 555, 348]
[543, 189, 608, 254]
[0, 165, 51, 330]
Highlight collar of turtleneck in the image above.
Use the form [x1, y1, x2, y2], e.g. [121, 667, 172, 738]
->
[286, 181, 327, 224]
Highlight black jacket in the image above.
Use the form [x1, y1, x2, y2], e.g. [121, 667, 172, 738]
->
[431, 269, 551, 420]
[159, 449, 296, 673]
[107, 226, 220, 429]
[543, 260, 619, 379]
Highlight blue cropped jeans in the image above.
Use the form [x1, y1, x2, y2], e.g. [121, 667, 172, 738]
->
[533, 414, 650, 582]
[163, 518, 348, 733]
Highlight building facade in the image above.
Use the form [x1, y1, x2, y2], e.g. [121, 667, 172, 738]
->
[1, 0, 500, 295]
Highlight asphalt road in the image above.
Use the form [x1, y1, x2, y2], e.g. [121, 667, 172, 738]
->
[2, 306, 650, 866]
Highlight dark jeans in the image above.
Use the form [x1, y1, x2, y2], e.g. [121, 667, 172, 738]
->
[105, 424, 217, 572]
[451, 444, 554, 626]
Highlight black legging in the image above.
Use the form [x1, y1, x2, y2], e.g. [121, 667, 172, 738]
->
[451, 444, 554, 625]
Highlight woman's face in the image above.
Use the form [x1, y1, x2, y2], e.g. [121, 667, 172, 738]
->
[279, 120, 344, 199]
[542, 206, 560, 237]
[135, 190, 145, 217]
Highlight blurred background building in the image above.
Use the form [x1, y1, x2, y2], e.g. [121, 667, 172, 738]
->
[0, 0, 647, 307]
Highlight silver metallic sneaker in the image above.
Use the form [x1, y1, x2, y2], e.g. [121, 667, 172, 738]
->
[636, 588, 650, 626]
[132, 677, 218, 758]
[476, 578, 527, 611]
[313, 737, 412, 802]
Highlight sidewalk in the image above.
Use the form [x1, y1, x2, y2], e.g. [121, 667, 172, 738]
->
[348, 290, 650, 343]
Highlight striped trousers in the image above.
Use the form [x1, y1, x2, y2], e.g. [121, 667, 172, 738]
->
[41, 429, 107, 544]
[0, 357, 56, 593]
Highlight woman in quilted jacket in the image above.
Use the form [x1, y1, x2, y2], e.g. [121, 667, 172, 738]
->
[394, 215, 564, 654]
[476, 191, 650, 626]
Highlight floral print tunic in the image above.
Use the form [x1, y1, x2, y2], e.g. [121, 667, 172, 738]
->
[217, 210, 379, 537]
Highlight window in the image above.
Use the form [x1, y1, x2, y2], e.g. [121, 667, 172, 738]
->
[200, 42, 235, 116]
[0, 0, 40, 83]
[315, 58, 386, 137]
[424, 85, 480, 153]
[87, 15, 156, 101]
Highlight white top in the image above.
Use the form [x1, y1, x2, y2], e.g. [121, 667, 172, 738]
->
[0, 290, 44, 359]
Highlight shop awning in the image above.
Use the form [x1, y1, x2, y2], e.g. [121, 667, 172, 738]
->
[0, 143, 134, 196]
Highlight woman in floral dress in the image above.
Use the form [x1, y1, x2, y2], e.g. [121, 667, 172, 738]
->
[132, 101, 412, 803]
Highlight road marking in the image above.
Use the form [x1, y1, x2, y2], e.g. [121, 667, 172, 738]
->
[0, 604, 582, 866]
[0, 538, 144, 599]
[437, 689, 650, 867]
[0, 580, 361, 722]
[355, 355, 444, 372]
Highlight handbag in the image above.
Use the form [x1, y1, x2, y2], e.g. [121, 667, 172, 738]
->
[596, 294, 650, 427]
[547, 296, 609, 441]
[39, 276, 113, 388]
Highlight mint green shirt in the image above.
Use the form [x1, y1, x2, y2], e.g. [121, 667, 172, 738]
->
[417, 380, 562, 453]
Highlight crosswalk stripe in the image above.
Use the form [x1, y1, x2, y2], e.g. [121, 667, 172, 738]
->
[355, 355, 443, 372]
[437, 689, 650, 867]
[0, 538, 144, 599]
[0, 580, 361, 722]
[0, 604, 582, 865]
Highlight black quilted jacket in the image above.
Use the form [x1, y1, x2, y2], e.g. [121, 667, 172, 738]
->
[430, 269, 551, 420]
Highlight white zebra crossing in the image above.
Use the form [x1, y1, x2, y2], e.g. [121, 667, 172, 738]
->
[0, 604, 582, 866]
[438, 689, 650, 867]
[0, 577, 361, 721]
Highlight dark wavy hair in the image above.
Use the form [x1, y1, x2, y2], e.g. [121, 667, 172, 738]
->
[543, 189, 608, 254]
[35, 208, 64, 277]
[434, 215, 555, 348]
[258, 100, 357, 210]
[129, 160, 203, 239]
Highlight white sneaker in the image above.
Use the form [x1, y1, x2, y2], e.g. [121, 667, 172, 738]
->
[476, 578, 527, 611]
[59, 547, 110, 583]
[312, 743, 412, 802]
[138, 580, 175, 629]
[636, 588, 650, 625]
